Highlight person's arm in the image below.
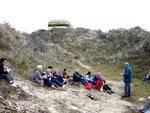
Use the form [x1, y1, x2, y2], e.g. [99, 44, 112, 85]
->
[103, 80, 107, 85]
[74, 72, 82, 79]
[123, 67, 130, 77]
[35, 71, 43, 80]
[85, 75, 90, 81]
[0, 65, 8, 74]
[146, 74, 150, 79]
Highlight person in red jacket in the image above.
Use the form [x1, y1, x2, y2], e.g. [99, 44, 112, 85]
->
[93, 73, 103, 91]
[0, 58, 17, 87]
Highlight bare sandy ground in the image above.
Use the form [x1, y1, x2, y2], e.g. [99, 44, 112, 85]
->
[10, 79, 140, 113]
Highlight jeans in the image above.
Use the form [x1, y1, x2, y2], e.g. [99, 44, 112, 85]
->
[44, 78, 54, 86]
[0, 74, 13, 82]
[80, 79, 86, 86]
[124, 83, 131, 96]
[51, 78, 63, 87]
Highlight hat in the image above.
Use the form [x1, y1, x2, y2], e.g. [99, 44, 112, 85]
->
[48, 66, 53, 69]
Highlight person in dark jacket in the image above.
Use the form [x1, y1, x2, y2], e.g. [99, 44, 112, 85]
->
[0, 58, 17, 87]
[121, 62, 132, 98]
[101, 76, 114, 95]
[53, 70, 64, 83]
[73, 69, 86, 85]
[47, 67, 66, 88]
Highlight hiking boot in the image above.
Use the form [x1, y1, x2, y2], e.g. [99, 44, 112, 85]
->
[108, 91, 112, 95]
[110, 91, 115, 94]
[128, 95, 131, 97]
[121, 95, 128, 98]
[63, 82, 67, 85]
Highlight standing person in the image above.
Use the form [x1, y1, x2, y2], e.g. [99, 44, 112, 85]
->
[121, 62, 132, 98]
[0, 58, 17, 87]
[73, 69, 86, 86]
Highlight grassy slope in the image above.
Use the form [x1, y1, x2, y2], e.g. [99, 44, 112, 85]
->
[0, 23, 150, 105]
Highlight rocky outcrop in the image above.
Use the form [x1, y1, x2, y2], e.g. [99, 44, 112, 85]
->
[48, 19, 73, 30]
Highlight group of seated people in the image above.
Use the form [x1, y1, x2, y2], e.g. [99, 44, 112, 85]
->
[142, 71, 150, 83]
[34, 65, 114, 95]
[84, 70, 114, 94]
[34, 65, 69, 89]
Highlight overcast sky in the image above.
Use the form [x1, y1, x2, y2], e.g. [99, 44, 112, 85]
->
[0, 0, 150, 33]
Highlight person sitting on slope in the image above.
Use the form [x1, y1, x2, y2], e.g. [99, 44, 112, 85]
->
[73, 69, 86, 86]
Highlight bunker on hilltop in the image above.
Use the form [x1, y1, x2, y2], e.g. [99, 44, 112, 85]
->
[48, 20, 73, 30]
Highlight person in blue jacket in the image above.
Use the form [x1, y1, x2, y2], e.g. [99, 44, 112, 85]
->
[121, 62, 132, 98]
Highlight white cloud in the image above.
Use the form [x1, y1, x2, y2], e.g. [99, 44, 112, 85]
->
[0, 0, 150, 33]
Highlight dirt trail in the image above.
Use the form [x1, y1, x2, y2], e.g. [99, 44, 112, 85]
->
[77, 61, 90, 69]
[13, 78, 139, 113]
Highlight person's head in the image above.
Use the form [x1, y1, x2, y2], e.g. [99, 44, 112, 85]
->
[46, 69, 51, 74]
[0, 58, 7, 65]
[54, 69, 59, 73]
[36, 65, 42, 71]
[87, 71, 91, 75]
[95, 73, 101, 78]
[64, 68, 67, 72]
[124, 62, 129, 67]
[76, 69, 79, 73]
[48, 66, 53, 69]
[48, 66, 53, 72]
[101, 76, 105, 80]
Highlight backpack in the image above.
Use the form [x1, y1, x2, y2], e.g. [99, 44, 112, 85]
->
[86, 82, 92, 90]
[86, 93, 97, 101]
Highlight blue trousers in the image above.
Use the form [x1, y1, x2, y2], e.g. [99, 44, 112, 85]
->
[80, 79, 86, 86]
[44, 78, 54, 86]
[0, 74, 13, 82]
[51, 79, 63, 87]
[124, 83, 131, 96]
